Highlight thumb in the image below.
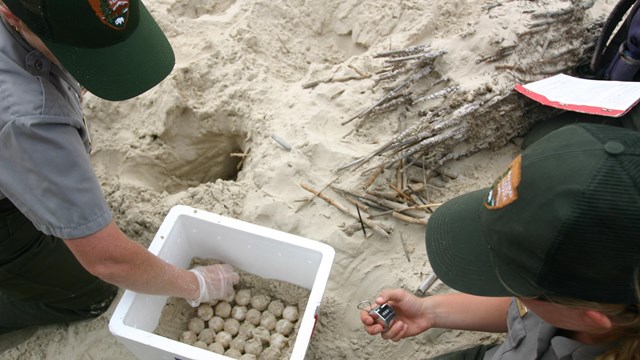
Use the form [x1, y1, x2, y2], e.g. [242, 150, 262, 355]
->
[377, 288, 408, 305]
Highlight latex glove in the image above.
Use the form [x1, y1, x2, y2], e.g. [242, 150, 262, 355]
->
[187, 264, 240, 307]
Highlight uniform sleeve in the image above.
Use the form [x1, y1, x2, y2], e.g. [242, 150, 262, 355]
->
[0, 115, 112, 239]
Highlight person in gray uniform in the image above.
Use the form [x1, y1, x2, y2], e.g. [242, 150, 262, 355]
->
[361, 123, 640, 359]
[0, 0, 238, 334]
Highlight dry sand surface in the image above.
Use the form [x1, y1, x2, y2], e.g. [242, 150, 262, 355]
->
[1, 0, 616, 359]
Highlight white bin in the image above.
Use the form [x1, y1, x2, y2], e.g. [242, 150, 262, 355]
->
[109, 205, 335, 360]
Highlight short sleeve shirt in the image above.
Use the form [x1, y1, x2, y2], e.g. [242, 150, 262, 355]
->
[483, 299, 608, 360]
[0, 20, 111, 239]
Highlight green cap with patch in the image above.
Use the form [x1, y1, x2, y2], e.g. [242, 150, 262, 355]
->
[426, 123, 640, 304]
[4, 0, 174, 100]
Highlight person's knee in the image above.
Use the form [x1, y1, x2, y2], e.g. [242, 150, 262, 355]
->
[84, 282, 117, 317]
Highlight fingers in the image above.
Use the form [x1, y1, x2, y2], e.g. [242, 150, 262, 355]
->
[362, 322, 385, 336]
[218, 264, 240, 284]
[362, 319, 408, 340]
[360, 310, 374, 325]
[229, 271, 240, 283]
[381, 321, 408, 342]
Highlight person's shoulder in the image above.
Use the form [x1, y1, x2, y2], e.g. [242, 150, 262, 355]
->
[0, 19, 82, 123]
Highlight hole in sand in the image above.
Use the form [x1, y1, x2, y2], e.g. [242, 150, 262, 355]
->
[93, 130, 246, 194]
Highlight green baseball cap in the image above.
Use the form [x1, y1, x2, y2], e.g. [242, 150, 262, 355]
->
[426, 123, 640, 304]
[4, 0, 175, 101]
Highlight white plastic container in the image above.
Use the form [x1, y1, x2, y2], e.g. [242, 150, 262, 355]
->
[109, 205, 335, 360]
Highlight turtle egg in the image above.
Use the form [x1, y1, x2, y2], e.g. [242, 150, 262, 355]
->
[238, 322, 255, 338]
[215, 331, 233, 348]
[270, 333, 288, 351]
[244, 338, 263, 356]
[197, 304, 214, 321]
[235, 289, 252, 306]
[179, 330, 197, 345]
[231, 305, 248, 321]
[250, 294, 271, 311]
[192, 340, 208, 350]
[208, 316, 225, 332]
[245, 308, 262, 326]
[267, 300, 284, 318]
[259, 346, 281, 360]
[282, 306, 299, 322]
[187, 317, 205, 334]
[215, 301, 232, 318]
[197, 328, 215, 345]
[275, 319, 293, 336]
[208, 342, 224, 354]
[224, 318, 240, 336]
[260, 310, 277, 331]
[230, 335, 247, 352]
[251, 326, 271, 344]
[224, 348, 242, 358]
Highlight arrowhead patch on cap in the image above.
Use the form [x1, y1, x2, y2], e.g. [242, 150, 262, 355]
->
[88, 0, 129, 30]
[485, 155, 522, 209]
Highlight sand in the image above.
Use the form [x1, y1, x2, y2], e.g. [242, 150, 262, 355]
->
[1, 0, 615, 359]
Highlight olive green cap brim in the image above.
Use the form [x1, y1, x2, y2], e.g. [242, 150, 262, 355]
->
[426, 188, 513, 297]
[43, 5, 174, 101]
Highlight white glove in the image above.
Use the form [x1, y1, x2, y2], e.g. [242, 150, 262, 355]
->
[187, 264, 240, 307]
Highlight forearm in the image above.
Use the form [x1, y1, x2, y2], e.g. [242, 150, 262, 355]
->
[92, 241, 198, 299]
[427, 293, 510, 332]
[64, 222, 199, 300]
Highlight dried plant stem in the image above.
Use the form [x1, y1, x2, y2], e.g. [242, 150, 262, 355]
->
[370, 203, 440, 218]
[373, 44, 431, 58]
[363, 194, 427, 219]
[362, 165, 384, 190]
[365, 190, 399, 202]
[302, 74, 370, 89]
[399, 232, 411, 262]
[392, 212, 429, 225]
[345, 196, 371, 213]
[301, 183, 390, 238]
[295, 175, 341, 212]
[388, 183, 415, 204]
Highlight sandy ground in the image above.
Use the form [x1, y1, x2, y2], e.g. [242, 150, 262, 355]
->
[1, 0, 615, 359]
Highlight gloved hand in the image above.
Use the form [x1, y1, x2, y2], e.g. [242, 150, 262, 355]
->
[187, 264, 240, 307]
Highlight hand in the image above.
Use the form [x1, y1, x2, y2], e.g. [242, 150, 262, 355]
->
[360, 289, 434, 342]
[187, 264, 240, 307]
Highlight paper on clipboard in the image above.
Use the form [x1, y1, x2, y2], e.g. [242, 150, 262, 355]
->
[515, 74, 640, 117]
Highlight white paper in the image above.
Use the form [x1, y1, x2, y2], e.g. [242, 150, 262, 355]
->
[515, 74, 640, 117]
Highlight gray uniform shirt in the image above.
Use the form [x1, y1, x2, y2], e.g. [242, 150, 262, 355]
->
[484, 299, 608, 360]
[0, 20, 112, 239]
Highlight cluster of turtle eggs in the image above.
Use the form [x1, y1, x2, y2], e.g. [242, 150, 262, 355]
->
[179, 288, 299, 360]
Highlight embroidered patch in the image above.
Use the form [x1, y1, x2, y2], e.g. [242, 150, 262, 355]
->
[88, 0, 130, 30]
[484, 155, 522, 209]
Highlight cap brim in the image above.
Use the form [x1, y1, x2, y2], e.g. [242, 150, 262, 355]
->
[426, 188, 511, 297]
[43, 4, 174, 101]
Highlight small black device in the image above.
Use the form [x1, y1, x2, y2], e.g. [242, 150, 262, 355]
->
[358, 300, 396, 332]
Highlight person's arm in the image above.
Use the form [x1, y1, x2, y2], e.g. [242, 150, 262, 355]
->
[63, 221, 200, 300]
[427, 292, 511, 332]
[361, 288, 510, 341]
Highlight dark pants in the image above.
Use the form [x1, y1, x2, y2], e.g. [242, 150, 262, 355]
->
[430, 344, 496, 360]
[0, 198, 116, 334]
